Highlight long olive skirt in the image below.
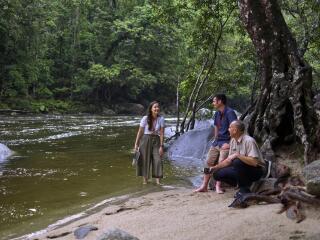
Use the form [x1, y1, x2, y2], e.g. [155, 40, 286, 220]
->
[137, 134, 163, 179]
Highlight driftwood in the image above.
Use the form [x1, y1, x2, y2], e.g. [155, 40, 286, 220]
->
[277, 182, 320, 223]
[228, 193, 281, 208]
[277, 200, 305, 223]
[229, 164, 320, 223]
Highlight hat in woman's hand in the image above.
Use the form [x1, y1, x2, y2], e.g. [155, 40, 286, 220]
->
[132, 150, 140, 166]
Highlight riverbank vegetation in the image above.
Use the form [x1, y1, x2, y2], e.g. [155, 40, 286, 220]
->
[1, 0, 183, 113]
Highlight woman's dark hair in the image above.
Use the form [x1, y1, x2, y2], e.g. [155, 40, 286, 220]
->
[147, 101, 159, 131]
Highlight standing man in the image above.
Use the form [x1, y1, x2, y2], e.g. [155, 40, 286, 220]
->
[196, 120, 265, 197]
[195, 93, 237, 193]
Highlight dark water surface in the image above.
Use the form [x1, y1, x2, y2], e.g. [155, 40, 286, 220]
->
[0, 115, 198, 239]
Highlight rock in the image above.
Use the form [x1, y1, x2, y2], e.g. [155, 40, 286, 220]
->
[196, 108, 212, 120]
[104, 205, 136, 215]
[305, 177, 320, 197]
[104, 205, 122, 215]
[115, 103, 145, 115]
[167, 127, 214, 167]
[74, 225, 98, 239]
[0, 143, 13, 162]
[97, 228, 139, 240]
[47, 231, 72, 239]
[302, 160, 320, 196]
[102, 108, 116, 115]
[302, 160, 320, 181]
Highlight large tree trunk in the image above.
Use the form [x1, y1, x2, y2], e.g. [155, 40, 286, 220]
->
[238, 0, 320, 164]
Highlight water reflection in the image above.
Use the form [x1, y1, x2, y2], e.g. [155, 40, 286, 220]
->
[0, 114, 197, 240]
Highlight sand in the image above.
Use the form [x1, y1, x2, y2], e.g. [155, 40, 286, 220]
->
[31, 186, 320, 240]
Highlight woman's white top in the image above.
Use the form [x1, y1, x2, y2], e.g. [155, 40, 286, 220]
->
[140, 116, 165, 135]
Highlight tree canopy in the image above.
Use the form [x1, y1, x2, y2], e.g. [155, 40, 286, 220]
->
[0, 0, 319, 117]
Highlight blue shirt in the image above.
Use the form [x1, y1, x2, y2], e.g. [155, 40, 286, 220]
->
[212, 106, 237, 147]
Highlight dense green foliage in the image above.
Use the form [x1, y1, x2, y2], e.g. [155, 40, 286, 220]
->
[0, 0, 319, 113]
[0, 0, 184, 112]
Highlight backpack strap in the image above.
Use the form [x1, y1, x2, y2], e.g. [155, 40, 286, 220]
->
[263, 160, 272, 179]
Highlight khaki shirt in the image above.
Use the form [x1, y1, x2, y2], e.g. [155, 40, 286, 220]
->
[229, 134, 264, 166]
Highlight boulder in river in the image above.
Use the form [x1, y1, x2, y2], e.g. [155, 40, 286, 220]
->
[115, 103, 145, 115]
[0, 143, 13, 162]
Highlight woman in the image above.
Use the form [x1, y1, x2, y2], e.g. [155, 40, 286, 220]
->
[134, 101, 165, 184]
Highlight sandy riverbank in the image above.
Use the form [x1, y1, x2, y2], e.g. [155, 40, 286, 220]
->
[30, 186, 320, 240]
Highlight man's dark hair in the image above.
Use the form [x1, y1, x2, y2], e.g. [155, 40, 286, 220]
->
[214, 93, 227, 105]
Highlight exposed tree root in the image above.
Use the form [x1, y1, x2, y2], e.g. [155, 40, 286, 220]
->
[230, 173, 320, 223]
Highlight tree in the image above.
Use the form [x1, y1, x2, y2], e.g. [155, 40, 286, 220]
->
[176, 0, 241, 132]
[280, 0, 320, 89]
[238, 0, 320, 164]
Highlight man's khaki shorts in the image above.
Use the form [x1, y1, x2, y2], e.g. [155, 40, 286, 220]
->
[206, 146, 229, 166]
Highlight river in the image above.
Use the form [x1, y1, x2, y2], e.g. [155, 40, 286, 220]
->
[0, 115, 201, 239]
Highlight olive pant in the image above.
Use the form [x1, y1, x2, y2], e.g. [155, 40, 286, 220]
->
[137, 134, 163, 179]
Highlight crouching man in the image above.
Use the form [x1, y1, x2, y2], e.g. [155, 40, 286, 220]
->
[195, 120, 265, 196]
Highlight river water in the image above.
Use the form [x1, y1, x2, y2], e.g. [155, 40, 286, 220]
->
[0, 115, 202, 239]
